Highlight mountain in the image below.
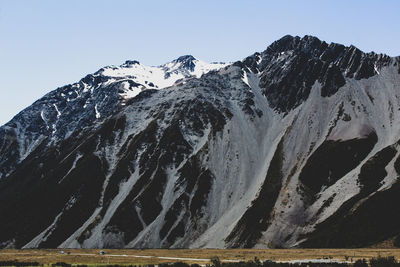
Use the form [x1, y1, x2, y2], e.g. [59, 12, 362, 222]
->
[0, 56, 226, 180]
[1, 35, 400, 249]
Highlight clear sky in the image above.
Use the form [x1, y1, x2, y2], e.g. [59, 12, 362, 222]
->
[1, 0, 399, 125]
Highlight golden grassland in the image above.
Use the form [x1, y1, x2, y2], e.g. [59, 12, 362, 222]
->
[1, 249, 400, 265]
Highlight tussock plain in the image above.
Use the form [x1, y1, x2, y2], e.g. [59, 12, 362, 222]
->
[1, 249, 400, 265]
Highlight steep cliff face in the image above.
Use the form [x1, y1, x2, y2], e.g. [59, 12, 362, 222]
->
[1, 35, 400, 249]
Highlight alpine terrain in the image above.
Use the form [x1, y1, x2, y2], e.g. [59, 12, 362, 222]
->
[1, 35, 400, 249]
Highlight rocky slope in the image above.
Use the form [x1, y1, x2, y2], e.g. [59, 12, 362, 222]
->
[1, 35, 400, 249]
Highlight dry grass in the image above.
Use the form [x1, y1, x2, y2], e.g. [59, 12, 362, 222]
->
[1, 248, 400, 265]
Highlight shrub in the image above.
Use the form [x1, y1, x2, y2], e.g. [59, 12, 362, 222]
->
[354, 259, 368, 267]
[370, 256, 399, 267]
[211, 257, 221, 267]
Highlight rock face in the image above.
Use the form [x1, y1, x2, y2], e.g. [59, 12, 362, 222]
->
[1, 35, 400, 249]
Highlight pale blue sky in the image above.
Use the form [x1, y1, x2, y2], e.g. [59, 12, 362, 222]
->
[1, 0, 399, 125]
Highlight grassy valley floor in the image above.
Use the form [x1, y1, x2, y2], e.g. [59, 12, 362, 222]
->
[1, 249, 400, 266]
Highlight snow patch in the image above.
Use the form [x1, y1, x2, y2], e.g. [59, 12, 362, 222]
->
[95, 104, 100, 119]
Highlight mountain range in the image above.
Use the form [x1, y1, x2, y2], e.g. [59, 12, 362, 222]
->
[1, 35, 400, 249]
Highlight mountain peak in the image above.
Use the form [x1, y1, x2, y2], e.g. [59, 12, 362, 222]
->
[174, 55, 196, 63]
[265, 34, 297, 53]
[248, 34, 395, 113]
[265, 34, 326, 54]
[121, 60, 140, 67]
[170, 55, 197, 72]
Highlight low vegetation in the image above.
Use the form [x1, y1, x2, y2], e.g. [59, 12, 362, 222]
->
[1, 256, 400, 267]
[1, 249, 400, 266]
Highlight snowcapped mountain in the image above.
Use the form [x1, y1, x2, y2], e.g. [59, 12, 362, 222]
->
[99, 55, 227, 99]
[1, 35, 400, 249]
[0, 56, 226, 180]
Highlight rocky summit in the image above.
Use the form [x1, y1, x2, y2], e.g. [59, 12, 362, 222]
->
[1, 35, 400, 249]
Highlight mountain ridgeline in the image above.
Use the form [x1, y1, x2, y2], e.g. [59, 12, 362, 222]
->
[1, 35, 400, 249]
